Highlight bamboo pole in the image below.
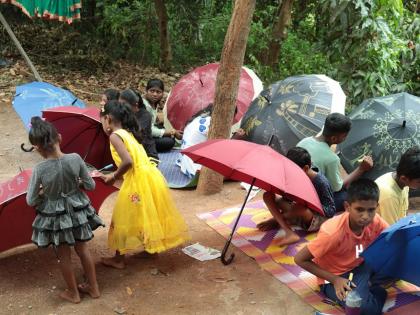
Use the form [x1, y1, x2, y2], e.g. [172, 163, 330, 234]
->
[0, 11, 42, 81]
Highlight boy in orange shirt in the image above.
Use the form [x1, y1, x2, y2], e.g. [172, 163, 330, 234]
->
[295, 179, 389, 315]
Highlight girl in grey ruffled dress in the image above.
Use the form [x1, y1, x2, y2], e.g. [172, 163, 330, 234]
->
[26, 117, 104, 303]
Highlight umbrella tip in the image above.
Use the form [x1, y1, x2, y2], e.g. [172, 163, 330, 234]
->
[402, 120, 406, 128]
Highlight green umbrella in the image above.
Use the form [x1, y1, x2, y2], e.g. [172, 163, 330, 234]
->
[1, 0, 81, 23]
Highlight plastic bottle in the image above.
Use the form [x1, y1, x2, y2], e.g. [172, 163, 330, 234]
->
[345, 290, 362, 315]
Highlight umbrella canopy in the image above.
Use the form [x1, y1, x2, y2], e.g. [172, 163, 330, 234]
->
[182, 139, 323, 214]
[338, 93, 420, 180]
[165, 63, 263, 131]
[0, 168, 117, 253]
[1, 0, 82, 23]
[42, 106, 112, 170]
[362, 213, 420, 286]
[13, 82, 85, 130]
[240, 74, 346, 154]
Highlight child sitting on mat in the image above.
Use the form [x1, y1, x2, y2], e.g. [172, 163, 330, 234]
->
[295, 179, 390, 315]
[257, 147, 336, 246]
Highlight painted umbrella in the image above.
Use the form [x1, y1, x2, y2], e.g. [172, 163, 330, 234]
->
[338, 93, 420, 180]
[182, 139, 323, 264]
[164, 63, 263, 131]
[240, 75, 345, 154]
[0, 168, 116, 253]
[42, 106, 113, 170]
[13, 81, 85, 131]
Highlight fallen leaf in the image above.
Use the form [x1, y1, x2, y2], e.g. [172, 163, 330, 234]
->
[126, 286, 133, 296]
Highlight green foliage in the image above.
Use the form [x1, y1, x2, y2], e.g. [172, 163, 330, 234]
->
[1, 0, 418, 105]
[317, 0, 418, 108]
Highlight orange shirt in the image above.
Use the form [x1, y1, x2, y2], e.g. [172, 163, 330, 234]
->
[307, 212, 388, 284]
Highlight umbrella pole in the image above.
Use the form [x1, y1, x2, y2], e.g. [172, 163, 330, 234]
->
[83, 125, 101, 162]
[0, 12, 42, 82]
[221, 177, 256, 265]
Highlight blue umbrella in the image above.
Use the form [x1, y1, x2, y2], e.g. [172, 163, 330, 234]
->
[361, 213, 420, 286]
[13, 82, 85, 130]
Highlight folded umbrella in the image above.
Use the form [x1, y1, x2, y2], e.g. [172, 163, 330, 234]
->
[0, 168, 117, 253]
[362, 213, 420, 286]
[240, 74, 346, 153]
[165, 63, 263, 131]
[182, 139, 323, 264]
[42, 106, 113, 170]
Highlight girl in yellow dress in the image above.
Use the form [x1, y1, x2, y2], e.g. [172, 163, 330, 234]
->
[99, 100, 190, 269]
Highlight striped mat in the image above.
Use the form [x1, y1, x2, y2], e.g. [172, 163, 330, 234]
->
[198, 200, 420, 314]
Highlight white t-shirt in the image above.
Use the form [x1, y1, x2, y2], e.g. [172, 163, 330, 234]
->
[177, 115, 211, 177]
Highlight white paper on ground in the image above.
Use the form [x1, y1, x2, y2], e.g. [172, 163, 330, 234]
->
[182, 243, 221, 261]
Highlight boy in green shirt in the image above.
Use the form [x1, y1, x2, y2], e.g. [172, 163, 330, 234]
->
[297, 113, 373, 210]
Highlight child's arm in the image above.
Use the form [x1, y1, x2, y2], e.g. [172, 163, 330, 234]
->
[26, 167, 43, 206]
[102, 133, 133, 184]
[295, 246, 353, 301]
[77, 155, 95, 191]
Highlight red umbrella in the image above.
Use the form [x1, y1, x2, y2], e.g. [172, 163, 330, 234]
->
[42, 106, 113, 169]
[0, 169, 117, 253]
[165, 63, 263, 131]
[182, 139, 323, 264]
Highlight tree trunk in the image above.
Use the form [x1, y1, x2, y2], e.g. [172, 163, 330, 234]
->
[153, 0, 172, 72]
[197, 0, 256, 195]
[262, 0, 294, 67]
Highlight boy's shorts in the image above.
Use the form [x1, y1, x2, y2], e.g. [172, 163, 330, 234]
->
[295, 213, 328, 232]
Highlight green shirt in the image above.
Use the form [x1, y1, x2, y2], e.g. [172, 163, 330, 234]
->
[143, 98, 165, 138]
[297, 137, 343, 192]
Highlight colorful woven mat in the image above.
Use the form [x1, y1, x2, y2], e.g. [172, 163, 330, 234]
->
[198, 200, 420, 314]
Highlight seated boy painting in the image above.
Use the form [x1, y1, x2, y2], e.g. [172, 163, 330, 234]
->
[297, 113, 373, 211]
[375, 146, 420, 224]
[257, 147, 336, 246]
[295, 179, 390, 315]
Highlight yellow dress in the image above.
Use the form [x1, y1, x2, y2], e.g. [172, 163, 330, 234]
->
[108, 129, 190, 254]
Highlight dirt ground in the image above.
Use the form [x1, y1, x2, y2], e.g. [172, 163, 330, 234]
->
[0, 69, 315, 315]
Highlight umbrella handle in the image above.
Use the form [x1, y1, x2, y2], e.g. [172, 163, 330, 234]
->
[220, 178, 256, 266]
[221, 241, 235, 265]
[20, 143, 34, 152]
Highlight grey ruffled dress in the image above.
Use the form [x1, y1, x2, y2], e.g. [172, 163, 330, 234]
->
[26, 153, 104, 247]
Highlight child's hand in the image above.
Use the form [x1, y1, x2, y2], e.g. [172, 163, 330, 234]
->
[174, 130, 183, 140]
[332, 276, 355, 301]
[359, 155, 373, 172]
[101, 173, 116, 185]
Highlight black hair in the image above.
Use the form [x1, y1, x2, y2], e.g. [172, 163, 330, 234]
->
[286, 147, 311, 168]
[146, 79, 164, 91]
[397, 146, 420, 179]
[322, 113, 351, 137]
[104, 89, 120, 102]
[100, 100, 141, 139]
[28, 116, 59, 153]
[120, 89, 145, 109]
[347, 178, 379, 203]
[185, 103, 213, 128]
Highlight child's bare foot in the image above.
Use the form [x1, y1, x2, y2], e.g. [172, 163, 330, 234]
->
[78, 283, 100, 298]
[257, 218, 279, 231]
[101, 257, 126, 269]
[276, 233, 300, 247]
[59, 289, 81, 304]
